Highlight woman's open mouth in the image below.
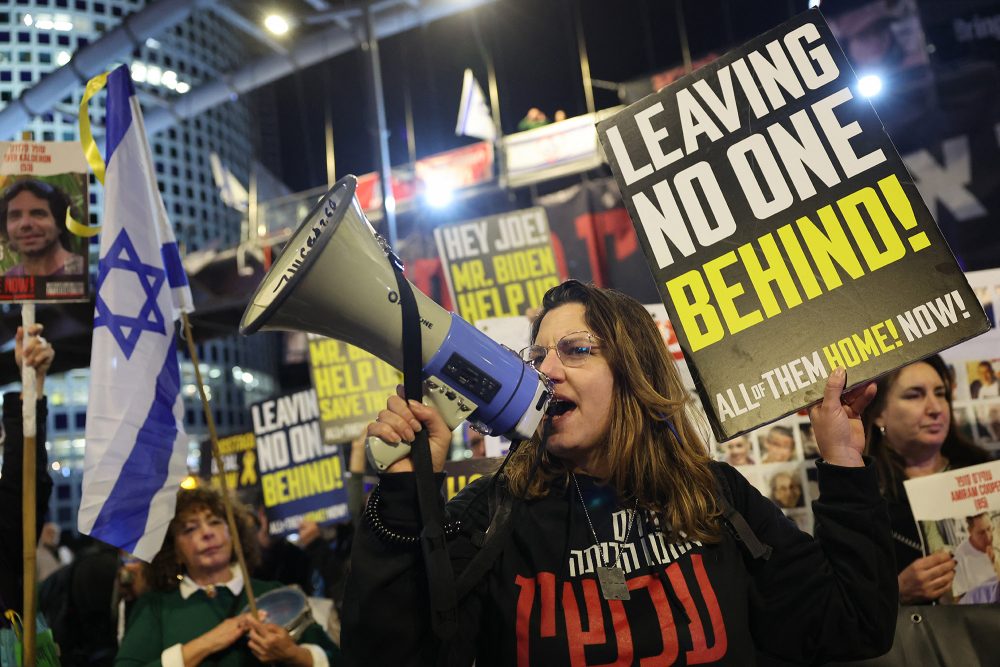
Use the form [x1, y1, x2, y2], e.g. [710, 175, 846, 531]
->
[546, 398, 576, 422]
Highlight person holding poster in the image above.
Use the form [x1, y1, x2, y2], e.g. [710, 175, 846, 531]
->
[115, 487, 340, 666]
[0, 179, 84, 277]
[0, 325, 54, 616]
[344, 280, 896, 665]
[862, 354, 993, 604]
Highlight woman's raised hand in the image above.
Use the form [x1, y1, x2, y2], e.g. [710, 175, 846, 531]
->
[366, 386, 452, 473]
[809, 367, 877, 468]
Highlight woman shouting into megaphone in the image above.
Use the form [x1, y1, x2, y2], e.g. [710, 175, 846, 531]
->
[343, 279, 897, 666]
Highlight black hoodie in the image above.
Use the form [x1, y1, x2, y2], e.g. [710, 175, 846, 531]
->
[343, 459, 896, 666]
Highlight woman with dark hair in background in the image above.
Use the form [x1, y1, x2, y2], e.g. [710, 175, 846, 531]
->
[115, 486, 339, 666]
[344, 279, 897, 666]
[862, 354, 992, 604]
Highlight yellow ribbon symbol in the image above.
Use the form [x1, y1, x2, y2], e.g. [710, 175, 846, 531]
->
[240, 450, 258, 486]
[70, 70, 110, 238]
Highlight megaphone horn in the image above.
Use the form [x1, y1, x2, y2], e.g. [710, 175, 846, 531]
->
[240, 175, 551, 455]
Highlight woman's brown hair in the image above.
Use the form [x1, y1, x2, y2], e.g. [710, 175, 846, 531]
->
[862, 354, 990, 499]
[503, 280, 722, 542]
[148, 486, 261, 592]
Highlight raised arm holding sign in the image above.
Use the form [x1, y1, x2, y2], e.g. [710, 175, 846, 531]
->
[4, 130, 86, 665]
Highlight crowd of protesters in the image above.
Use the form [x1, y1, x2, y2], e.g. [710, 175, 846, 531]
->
[16, 437, 371, 666]
[3, 311, 998, 665]
[2, 360, 455, 667]
[0, 331, 372, 665]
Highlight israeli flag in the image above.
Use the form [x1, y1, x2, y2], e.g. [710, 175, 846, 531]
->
[78, 65, 194, 561]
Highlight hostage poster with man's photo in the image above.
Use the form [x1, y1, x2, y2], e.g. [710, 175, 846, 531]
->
[596, 10, 990, 440]
[0, 141, 91, 302]
[905, 460, 1000, 603]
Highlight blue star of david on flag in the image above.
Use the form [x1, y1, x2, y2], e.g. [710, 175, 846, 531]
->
[94, 228, 167, 359]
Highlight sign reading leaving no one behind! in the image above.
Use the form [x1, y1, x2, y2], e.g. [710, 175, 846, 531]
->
[596, 10, 989, 439]
[249, 389, 349, 536]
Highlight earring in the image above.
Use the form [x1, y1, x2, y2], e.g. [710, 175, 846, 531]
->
[878, 425, 886, 437]
[175, 563, 184, 582]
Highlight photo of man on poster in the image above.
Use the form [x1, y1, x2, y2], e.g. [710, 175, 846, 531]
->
[953, 512, 1000, 598]
[716, 434, 756, 466]
[769, 469, 805, 509]
[0, 178, 85, 277]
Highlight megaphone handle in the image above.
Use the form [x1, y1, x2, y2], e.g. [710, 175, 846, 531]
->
[390, 262, 459, 641]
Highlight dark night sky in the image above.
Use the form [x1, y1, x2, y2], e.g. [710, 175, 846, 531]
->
[264, 0, 843, 193]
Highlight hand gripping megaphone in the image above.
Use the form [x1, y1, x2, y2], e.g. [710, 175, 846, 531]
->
[239, 175, 551, 468]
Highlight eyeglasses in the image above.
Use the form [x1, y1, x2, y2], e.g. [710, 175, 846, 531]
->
[519, 331, 601, 370]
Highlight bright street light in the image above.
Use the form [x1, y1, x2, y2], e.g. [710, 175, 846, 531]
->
[423, 178, 455, 209]
[858, 73, 883, 98]
[264, 14, 290, 35]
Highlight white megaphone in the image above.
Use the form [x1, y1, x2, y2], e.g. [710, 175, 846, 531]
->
[240, 175, 551, 467]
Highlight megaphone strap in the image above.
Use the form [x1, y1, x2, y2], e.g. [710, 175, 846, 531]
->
[390, 258, 459, 642]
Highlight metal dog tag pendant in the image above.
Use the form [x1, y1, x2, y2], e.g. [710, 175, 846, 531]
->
[597, 566, 629, 600]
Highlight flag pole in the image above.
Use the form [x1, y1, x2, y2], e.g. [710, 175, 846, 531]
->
[179, 311, 258, 616]
[20, 302, 37, 667]
[19, 127, 38, 667]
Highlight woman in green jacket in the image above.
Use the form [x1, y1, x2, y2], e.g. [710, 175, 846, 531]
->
[115, 487, 339, 666]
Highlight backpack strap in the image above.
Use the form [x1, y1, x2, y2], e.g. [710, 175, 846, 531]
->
[713, 467, 773, 561]
[718, 493, 773, 560]
[455, 483, 516, 600]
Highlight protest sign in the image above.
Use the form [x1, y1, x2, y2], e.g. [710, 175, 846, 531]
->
[905, 460, 1000, 601]
[723, 267, 1000, 542]
[596, 10, 990, 439]
[0, 142, 90, 302]
[434, 207, 562, 324]
[198, 431, 258, 492]
[250, 388, 349, 536]
[307, 334, 402, 445]
[443, 456, 503, 501]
